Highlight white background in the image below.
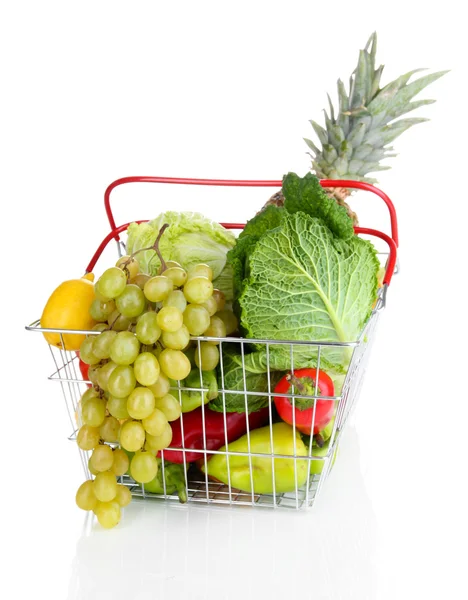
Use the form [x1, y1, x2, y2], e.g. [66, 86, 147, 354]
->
[2, 1, 467, 599]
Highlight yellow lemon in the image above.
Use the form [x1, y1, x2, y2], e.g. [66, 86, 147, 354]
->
[41, 273, 97, 350]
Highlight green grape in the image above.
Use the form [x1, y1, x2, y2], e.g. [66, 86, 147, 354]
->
[79, 337, 100, 366]
[161, 325, 190, 350]
[109, 331, 140, 365]
[162, 267, 188, 287]
[90, 444, 114, 472]
[183, 277, 213, 304]
[194, 342, 220, 371]
[183, 304, 210, 336]
[187, 263, 213, 281]
[116, 484, 132, 507]
[200, 296, 218, 317]
[130, 273, 150, 290]
[115, 255, 140, 279]
[135, 312, 161, 344]
[212, 289, 226, 312]
[96, 361, 118, 392]
[134, 352, 160, 386]
[77, 425, 100, 450]
[99, 416, 121, 443]
[76, 480, 97, 511]
[96, 267, 128, 300]
[144, 276, 173, 302]
[91, 323, 110, 333]
[107, 394, 130, 419]
[81, 387, 99, 406]
[94, 500, 121, 529]
[94, 471, 118, 502]
[154, 393, 181, 422]
[156, 306, 183, 333]
[142, 408, 168, 436]
[88, 457, 99, 476]
[130, 451, 158, 484]
[147, 373, 171, 398]
[127, 387, 155, 420]
[162, 290, 187, 313]
[111, 449, 130, 476]
[216, 309, 238, 335]
[108, 365, 136, 398]
[93, 330, 118, 359]
[203, 316, 226, 344]
[119, 420, 146, 452]
[145, 423, 173, 452]
[90, 298, 116, 322]
[115, 284, 146, 318]
[107, 309, 132, 332]
[165, 260, 182, 269]
[81, 397, 107, 427]
[159, 349, 191, 380]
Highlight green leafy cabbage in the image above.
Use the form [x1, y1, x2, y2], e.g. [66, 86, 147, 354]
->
[239, 211, 379, 371]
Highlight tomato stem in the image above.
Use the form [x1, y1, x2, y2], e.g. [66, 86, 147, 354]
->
[286, 374, 321, 396]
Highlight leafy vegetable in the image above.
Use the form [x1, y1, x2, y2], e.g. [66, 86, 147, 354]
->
[126, 212, 236, 297]
[239, 211, 379, 372]
[282, 172, 354, 240]
[209, 345, 282, 413]
[227, 204, 284, 302]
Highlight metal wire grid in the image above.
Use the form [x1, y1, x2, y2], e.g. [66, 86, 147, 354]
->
[26, 295, 382, 510]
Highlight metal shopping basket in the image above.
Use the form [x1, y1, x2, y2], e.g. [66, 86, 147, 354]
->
[26, 176, 398, 510]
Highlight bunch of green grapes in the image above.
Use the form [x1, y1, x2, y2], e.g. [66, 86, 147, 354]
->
[74, 253, 238, 528]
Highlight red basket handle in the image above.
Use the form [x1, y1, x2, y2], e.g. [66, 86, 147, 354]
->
[103, 176, 399, 247]
[85, 221, 397, 286]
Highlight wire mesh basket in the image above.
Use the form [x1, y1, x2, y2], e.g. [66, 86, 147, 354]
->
[26, 176, 398, 510]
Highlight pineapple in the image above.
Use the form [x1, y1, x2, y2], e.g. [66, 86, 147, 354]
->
[267, 33, 448, 222]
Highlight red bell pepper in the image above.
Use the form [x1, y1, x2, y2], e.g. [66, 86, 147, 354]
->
[160, 406, 270, 463]
[76, 352, 92, 388]
[274, 368, 335, 435]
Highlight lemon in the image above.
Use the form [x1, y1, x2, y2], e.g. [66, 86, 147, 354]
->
[41, 273, 97, 350]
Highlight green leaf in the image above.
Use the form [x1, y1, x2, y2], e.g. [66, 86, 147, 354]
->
[310, 120, 329, 146]
[282, 173, 354, 240]
[239, 212, 379, 372]
[304, 137, 321, 156]
[227, 205, 284, 301]
[210, 345, 282, 413]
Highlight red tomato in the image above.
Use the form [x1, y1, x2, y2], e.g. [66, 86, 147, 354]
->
[274, 368, 335, 435]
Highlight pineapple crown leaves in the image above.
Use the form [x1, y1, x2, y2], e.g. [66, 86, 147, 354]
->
[304, 32, 449, 183]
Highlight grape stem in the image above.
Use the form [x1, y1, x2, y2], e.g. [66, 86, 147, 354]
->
[122, 223, 170, 273]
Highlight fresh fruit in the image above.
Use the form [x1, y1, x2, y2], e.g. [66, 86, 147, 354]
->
[130, 451, 158, 484]
[89, 444, 114, 473]
[40, 273, 97, 350]
[93, 471, 118, 502]
[95, 267, 127, 301]
[94, 500, 121, 529]
[274, 368, 335, 435]
[159, 349, 191, 380]
[127, 387, 155, 420]
[144, 276, 173, 302]
[265, 33, 447, 221]
[119, 420, 146, 452]
[76, 480, 98, 511]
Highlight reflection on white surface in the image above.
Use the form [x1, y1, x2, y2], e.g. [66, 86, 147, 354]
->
[67, 426, 388, 600]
